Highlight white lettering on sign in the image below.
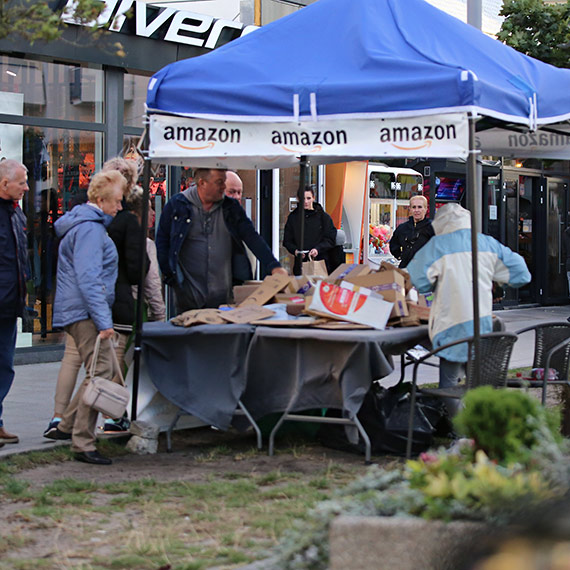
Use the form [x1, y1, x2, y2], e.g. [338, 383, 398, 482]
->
[62, 0, 257, 50]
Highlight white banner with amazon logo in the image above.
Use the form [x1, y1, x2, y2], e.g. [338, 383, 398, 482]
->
[148, 112, 469, 169]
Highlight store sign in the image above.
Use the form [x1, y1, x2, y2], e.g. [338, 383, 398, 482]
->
[147, 112, 470, 169]
[62, 0, 257, 49]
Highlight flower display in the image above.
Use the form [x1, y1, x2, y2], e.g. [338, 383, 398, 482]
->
[369, 224, 392, 254]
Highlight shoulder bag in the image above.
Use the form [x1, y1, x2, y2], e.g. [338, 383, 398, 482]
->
[82, 335, 130, 419]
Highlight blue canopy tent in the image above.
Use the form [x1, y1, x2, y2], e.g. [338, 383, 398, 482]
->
[131, 0, 570, 421]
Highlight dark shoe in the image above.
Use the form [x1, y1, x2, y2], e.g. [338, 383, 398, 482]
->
[43, 427, 71, 441]
[0, 427, 19, 444]
[43, 418, 61, 438]
[74, 451, 112, 465]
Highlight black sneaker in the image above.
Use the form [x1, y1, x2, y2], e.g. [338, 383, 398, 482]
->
[43, 418, 61, 439]
[102, 414, 130, 433]
[44, 427, 71, 441]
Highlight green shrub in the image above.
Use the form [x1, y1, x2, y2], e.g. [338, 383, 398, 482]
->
[453, 386, 561, 464]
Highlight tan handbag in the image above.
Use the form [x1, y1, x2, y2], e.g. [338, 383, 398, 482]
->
[82, 336, 130, 419]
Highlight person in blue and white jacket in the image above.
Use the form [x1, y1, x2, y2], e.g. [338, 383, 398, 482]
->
[407, 203, 531, 415]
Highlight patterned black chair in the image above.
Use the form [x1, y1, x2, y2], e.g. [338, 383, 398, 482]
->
[506, 322, 570, 405]
[405, 331, 518, 458]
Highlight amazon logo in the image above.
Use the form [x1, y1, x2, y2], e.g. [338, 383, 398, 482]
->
[163, 125, 241, 145]
[379, 124, 458, 148]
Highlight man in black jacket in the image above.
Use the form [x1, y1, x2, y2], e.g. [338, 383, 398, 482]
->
[0, 160, 29, 446]
[156, 168, 287, 313]
[389, 195, 434, 268]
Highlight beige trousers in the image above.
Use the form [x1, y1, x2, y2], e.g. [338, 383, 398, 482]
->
[53, 333, 83, 418]
[58, 319, 117, 453]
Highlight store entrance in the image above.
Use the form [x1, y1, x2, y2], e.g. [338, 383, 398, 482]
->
[503, 174, 539, 305]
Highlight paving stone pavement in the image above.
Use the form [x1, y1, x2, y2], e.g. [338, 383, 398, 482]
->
[1, 305, 568, 459]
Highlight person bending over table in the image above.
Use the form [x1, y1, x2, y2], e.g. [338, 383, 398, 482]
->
[156, 168, 287, 314]
[407, 203, 530, 417]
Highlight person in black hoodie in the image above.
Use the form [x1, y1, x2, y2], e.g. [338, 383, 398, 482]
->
[103, 157, 148, 432]
[283, 185, 337, 276]
[389, 194, 434, 268]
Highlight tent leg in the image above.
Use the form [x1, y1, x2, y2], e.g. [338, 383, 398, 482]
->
[468, 114, 481, 384]
[131, 130, 151, 422]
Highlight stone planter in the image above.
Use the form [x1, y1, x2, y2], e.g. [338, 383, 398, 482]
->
[329, 515, 487, 570]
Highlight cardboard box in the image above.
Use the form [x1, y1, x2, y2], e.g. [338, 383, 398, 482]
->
[327, 263, 371, 281]
[239, 274, 292, 307]
[233, 283, 262, 305]
[406, 301, 430, 322]
[306, 281, 393, 330]
[418, 292, 434, 307]
[379, 261, 412, 292]
[344, 269, 408, 318]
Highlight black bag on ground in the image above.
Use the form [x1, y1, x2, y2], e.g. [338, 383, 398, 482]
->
[318, 382, 453, 456]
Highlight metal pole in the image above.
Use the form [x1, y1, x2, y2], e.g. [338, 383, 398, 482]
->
[297, 156, 309, 272]
[131, 128, 151, 421]
[468, 115, 481, 383]
[467, 0, 482, 30]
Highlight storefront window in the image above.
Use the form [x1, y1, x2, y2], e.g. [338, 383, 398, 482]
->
[124, 73, 150, 128]
[11, 126, 104, 336]
[0, 57, 104, 122]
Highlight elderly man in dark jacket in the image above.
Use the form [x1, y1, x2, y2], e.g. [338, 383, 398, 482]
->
[0, 160, 29, 446]
[156, 168, 287, 313]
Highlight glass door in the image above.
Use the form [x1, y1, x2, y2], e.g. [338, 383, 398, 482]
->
[503, 174, 538, 305]
[544, 178, 569, 302]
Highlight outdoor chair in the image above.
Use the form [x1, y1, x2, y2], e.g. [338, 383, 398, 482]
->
[506, 322, 570, 405]
[405, 331, 518, 458]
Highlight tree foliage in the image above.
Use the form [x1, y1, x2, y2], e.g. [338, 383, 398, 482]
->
[497, 0, 570, 68]
[0, 0, 121, 47]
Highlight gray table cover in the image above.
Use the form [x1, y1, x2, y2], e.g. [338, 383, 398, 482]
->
[141, 322, 255, 430]
[141, 321, 429, 431]
[240, 325, 429, 422]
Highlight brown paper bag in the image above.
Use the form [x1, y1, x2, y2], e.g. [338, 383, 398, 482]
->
[302, 259, 328, 277]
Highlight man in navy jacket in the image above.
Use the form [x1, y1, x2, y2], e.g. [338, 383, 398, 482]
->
[156, 168, 287, 313]
[0, 160, 29, 446]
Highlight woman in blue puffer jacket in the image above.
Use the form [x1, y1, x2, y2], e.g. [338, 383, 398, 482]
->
[50, 170, 126, 465]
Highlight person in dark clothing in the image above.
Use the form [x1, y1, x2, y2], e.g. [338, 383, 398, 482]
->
[0, 160, 29, 446]
[389, 195, 434, 268]
[283, 185, 337, 276]
[156, 168, 286, 314]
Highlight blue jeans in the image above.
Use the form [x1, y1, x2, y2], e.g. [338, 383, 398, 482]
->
[439, 358, 465, 417]
[0, 317, 17, 428]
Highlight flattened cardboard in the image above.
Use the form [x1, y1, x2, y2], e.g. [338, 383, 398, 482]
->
[344, 269, 408, 318]
[171, 309, 226, 327]
[327, 263, 371, 281]
[306, 281, 393, 330]
[220, 305, 275, 324]
[239, 273, 292, 307]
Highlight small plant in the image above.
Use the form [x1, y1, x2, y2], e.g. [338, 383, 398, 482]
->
[453, 386, 561, 464]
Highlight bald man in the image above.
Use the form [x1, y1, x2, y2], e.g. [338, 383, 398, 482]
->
[224, 170, 243, 203]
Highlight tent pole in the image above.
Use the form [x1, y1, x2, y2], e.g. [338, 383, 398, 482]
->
[131, 127, 151, 422]
[468, 114, 480, 383]
[297, 156, 309, 270]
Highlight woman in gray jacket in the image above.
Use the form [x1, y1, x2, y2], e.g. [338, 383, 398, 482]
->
[48, 170, 127, 465]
